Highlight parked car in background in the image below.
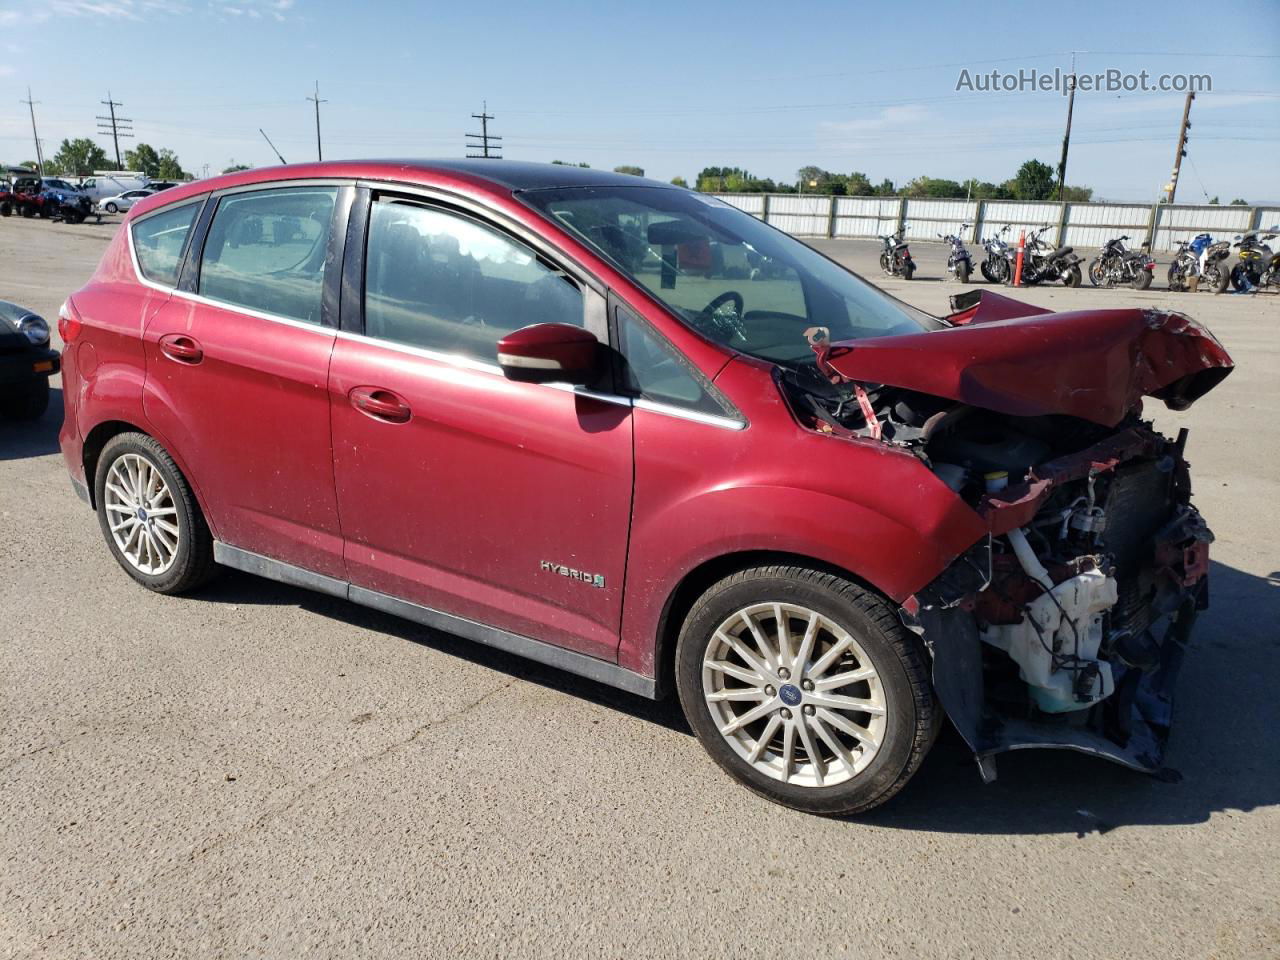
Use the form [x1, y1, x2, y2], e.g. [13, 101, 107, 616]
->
[100, 189, 155, 214]
[78, 174, 151, 205]
[0, 299, 58, 420]
[57, 161, 1231, 815]
[40, 178, 94, 223]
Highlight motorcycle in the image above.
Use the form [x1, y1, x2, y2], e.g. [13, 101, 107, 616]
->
[1200, 239, 1235, 294]
[1167, 233, 1214, 293]
[1088, 235, 1155, 290]
[1230, 230, 1279, 292]
[878, 232, 915, 280]
[938, 226, 974, 283]
[1017, 226, 1082, 287]
[979, 225, 1013, 284]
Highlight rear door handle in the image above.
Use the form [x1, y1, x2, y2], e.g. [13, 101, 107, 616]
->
[349, 386, 411, 424]
[158, 333, 203, 364]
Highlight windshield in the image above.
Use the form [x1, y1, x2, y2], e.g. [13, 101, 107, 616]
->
[521, 185, 939, 364]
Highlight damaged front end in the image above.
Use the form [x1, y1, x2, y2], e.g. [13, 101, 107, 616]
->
[778, 294, 1231, 781]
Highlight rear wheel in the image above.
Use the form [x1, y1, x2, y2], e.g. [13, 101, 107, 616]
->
[1063, 264, 1082, 287]
[901, 261, 915, 281]
[0, 200, 11, 217]
[1131, 268, 1152, 290]
[675, 565, 938, 815]
[104, 202, 118, 214]
[1212, 264, 1232, 294]
[94, 433, 216, 594]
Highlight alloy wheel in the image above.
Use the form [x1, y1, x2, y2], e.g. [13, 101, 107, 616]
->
[102, 453, 181, 575]
[701, 602, 887, 788]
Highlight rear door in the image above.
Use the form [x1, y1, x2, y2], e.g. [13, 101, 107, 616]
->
[327, 190, 632, 660]
[141, 182, 352, 577]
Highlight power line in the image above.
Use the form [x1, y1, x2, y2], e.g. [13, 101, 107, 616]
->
[20, 87, 43, 175]
[96, 92, 133, 170]
[466, 102, 502, 159]
[305, 81, 326, 161]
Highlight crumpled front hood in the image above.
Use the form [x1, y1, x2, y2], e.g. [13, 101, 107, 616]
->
[823, 299, 1233, 427]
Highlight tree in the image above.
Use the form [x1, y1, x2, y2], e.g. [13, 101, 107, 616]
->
[1207, 196, 1219, 205]
[50, 138, 110, 177]
[670, 176, 688, 188]
[222, 164, 252, 174]
[156, 148, 187, 180]
[903, 176, 965, 198]
[1229, 198, 1248, 205]
[844, 171, 873, 196]
[1061, 185, 1094, 202]
[613, 165, 644, 177]
[551, 160, 590, 167]
[1011, 159, 1056, 201]
[125, 143, 162, 177]
[962, 179, 1011, 200]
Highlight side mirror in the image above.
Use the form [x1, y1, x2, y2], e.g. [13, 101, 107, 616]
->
[497, 323, 601, 386]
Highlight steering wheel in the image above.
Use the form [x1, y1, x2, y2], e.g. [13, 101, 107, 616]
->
[695, 290, 746, 342]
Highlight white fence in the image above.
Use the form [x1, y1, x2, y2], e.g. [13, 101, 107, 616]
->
[711, 194, 1279, 253]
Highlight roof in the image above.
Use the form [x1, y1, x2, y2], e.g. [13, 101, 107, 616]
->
[127, 159, 673, 220]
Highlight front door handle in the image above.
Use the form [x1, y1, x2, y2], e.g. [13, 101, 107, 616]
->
[158, 333, 203, 364]
[350, 386, 411, 424]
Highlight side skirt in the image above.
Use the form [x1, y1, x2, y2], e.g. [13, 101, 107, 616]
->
[212, 541, 657, 699]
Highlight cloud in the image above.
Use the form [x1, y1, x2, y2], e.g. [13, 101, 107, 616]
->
[0, 65, 14, 77]
[818, 104, 931, 136]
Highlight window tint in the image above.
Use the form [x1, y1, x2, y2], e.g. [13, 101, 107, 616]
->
[618, 312, 726, 416]
[132, 201, 201, 287]
[364, 199, 583, 363]
[199, 186, 337, 324]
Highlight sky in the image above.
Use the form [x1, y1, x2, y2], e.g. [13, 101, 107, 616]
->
[1, 0, 1277, 203]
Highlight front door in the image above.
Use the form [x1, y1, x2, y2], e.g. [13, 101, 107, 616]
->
[328, 194, 632, 661]
[142, 184, 348, 577]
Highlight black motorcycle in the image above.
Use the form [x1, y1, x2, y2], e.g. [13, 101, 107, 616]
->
[1017, 226, 1082, 287]
[1088, 235, 1155, 290]
[939, 225, 974, 283]
[1230, 230, 1279, 292]
[979, 225, 1013, 284]
[878, 232, 915, 280]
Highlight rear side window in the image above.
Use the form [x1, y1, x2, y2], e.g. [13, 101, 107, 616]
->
[132, 201, 201, 288]
[198, 186, 337, 324]
[363, 198, 583, 363]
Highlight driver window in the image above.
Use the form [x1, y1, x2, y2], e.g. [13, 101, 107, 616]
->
[198, 186, 337, 325]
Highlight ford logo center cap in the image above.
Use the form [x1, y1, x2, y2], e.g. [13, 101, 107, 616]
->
[779, 684, 802, 706]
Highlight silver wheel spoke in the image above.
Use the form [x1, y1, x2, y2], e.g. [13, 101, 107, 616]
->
[702, 600, 887, 789]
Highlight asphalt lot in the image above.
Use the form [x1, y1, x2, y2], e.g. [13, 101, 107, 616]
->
[2, 214, 1278, 960]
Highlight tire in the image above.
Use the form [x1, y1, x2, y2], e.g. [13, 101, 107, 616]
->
[1131, 268, 1152, 290]
[0, 200, 11, 217]
[104, 202, 118, 214]
[1168, 265, 1185, 292]
[980, 260, 995, 283]
[1088, 257, 1105, 287]
[93, 432, 216, 594]
[1063, 264, 1082, 288]
[878, 252, 891, 275]
[3, 380, 49, 421]
[1212, 265, 1232, 294]
[674, 565, 939, 816]
[956, 260, 970, 284]
[901, 261, 915, 281]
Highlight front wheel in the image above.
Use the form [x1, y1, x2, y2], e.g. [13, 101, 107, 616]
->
[1088, 257, 1106, 287]
[878, 252, 891, 276]
[1168, 265, 1185, 292]
[94, 432, 216, 594]
[2, 380, 49, 421]
[104, 202, 118, 214]
[1062, 264, 1082, 287]
[956, 260, 970, 284]
[675, 565, 938, 815]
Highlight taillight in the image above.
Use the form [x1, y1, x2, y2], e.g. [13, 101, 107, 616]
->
[57, 299, 82, 343]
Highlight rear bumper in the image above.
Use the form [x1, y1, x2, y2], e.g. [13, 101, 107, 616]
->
[0, 347, 59, 386]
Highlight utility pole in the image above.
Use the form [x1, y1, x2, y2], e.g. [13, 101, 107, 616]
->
[306, 81, 326, 161]
[21, 87, 44, 175]
[96, 92, 133, 170]
[466, 102, 502, 159]
[259, 128, 288, 165]
[1165, 91, 1195, 204]
[1056, 53, 1076, 201]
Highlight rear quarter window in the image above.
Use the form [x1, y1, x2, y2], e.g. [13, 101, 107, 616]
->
[132, 201, 202, 288]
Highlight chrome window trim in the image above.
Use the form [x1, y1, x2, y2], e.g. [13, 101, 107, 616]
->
[126, 188, 745, 431]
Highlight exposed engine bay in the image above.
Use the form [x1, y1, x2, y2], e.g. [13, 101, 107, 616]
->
[775, 310, 1219, 779]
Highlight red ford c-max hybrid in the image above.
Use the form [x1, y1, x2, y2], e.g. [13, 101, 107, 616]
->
[58, 161, 1231, 814]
